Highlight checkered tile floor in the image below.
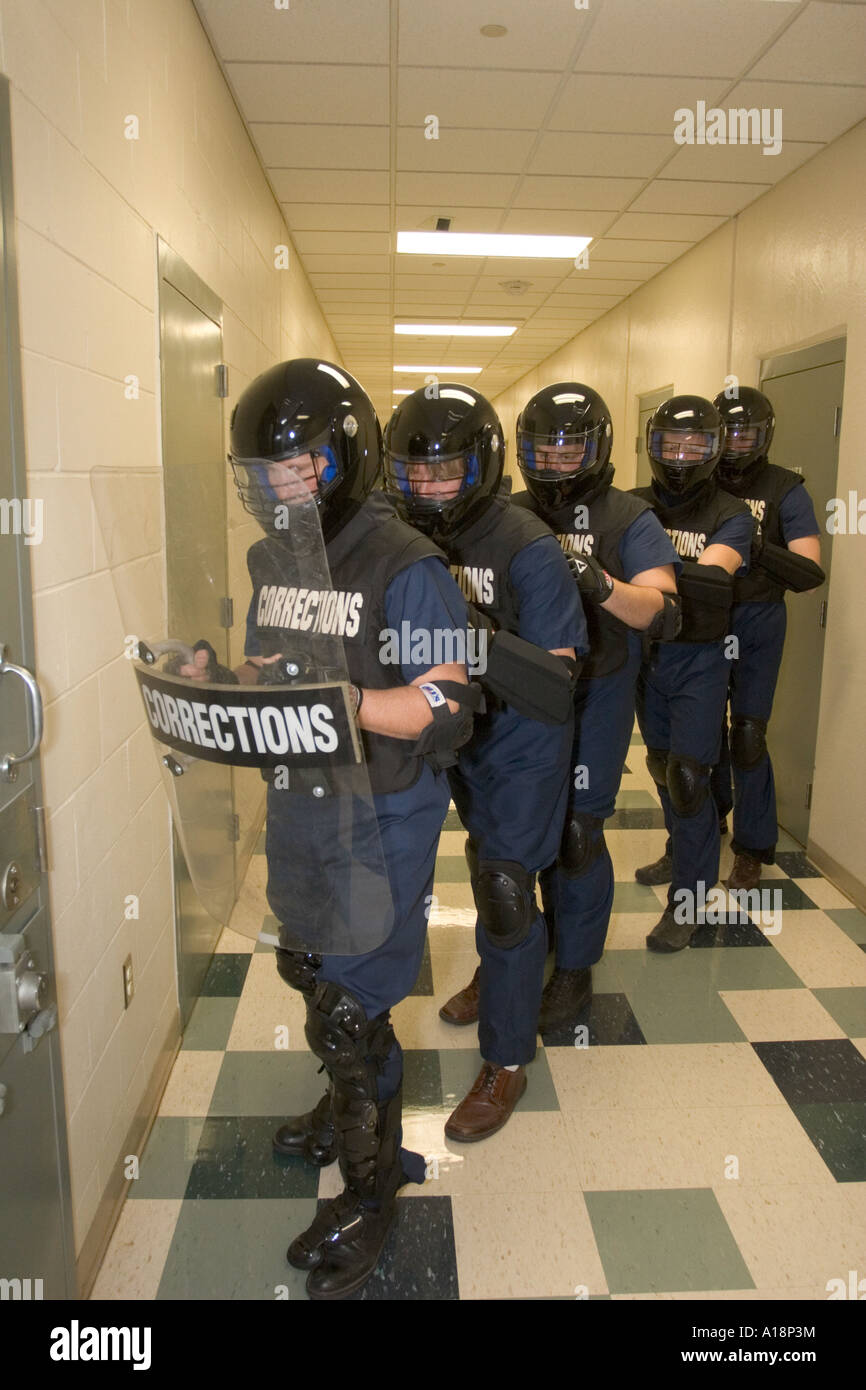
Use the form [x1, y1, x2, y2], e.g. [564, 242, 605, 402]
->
[92, 733, 866, 1300]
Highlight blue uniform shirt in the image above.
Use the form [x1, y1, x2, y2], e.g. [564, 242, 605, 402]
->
[508, 535, 589, 654]
[619, 509, 682, 581]
[780, 484, 820, 543]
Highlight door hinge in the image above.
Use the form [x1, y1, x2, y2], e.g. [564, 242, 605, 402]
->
[818, 600, 827, 629]
[32, 805, 48, 873]
[805, 781, 813, 810]
[833, 405, 841, 437]
[229, 813, 240, 843]
[216, 363, 229, 398]
[220, 596, 234, 628]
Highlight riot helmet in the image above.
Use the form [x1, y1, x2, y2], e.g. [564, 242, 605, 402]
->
[383, 383, 503, 539]
[713, 386, 775, 483]
[646, 395, 723, 496]
[229, 358, 382, 541]
[516, 382, 613, 507]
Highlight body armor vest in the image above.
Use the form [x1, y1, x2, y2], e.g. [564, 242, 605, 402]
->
[443, 495, 554, 635]
[632, 479, 751, 642]
[721, 459, 804, 603]
[247, 493, 446, 794]
[514, 468, 652, 677]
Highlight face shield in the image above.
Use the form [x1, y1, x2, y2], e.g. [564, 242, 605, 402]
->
[516, 422, 606, 480]
[230, 437, 342, 535]
[648, 427, 722, 494]
[719, 423, 769, 469]
[383, 450, 480, 528]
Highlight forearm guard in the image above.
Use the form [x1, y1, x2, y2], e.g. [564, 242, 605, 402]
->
[755, 541, 825, 593]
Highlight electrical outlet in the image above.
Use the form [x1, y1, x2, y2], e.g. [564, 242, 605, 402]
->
[122, 955, 134, 1008]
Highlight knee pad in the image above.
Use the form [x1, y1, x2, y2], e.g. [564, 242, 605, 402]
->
[474, 859, 536, 950]
[304, 981, 395, 1086]
[730, 716, 767, 770]
[558, 812, 606, 878]
[666, 755, 710, 818]
[275, 949, 322, 996]
[645, 746, 669, 791]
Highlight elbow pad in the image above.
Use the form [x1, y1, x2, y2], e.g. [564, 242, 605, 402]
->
[677, 561, 733, 610]
[644, 593, 682, 643]
[410, 680, 485, 771]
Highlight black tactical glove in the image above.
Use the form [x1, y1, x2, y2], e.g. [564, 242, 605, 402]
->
[566, 551, 615, 605]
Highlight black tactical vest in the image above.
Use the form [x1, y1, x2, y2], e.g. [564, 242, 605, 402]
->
[247, 492, 447, 794]
[632, 479, 752, 643]
[720, 459, 805, 603]
[442, 495, 555, 635]
[514, 469, 653, 678]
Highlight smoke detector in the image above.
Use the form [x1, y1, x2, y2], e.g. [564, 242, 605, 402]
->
[499, 280, 532, 295]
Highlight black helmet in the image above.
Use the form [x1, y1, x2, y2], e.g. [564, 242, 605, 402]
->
[229, 358, 382, 540]
[713, 386, 775, 483]
[382, 383, 503, 539]
[516, 382, 613, 507]
[646, 395, 723, 496]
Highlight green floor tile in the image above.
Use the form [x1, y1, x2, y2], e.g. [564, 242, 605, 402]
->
[826, 909, 866, 945]
[612, 881, 666, 913]
[433, 858, 471, 883]
[614, 789, 658, 809]
[127, 1118, 205, 1199]
[210, 1052, 325, 1117]
[181, 997, 239, 1051]
[607, 951, 747, 1044]
[157, 1198, 315, 1300]
[793, 1102, 866, 1182]
[586, 1189, 754, 1294]
[438, 1049, 559, 1112]
[811, 987, 866, 1039]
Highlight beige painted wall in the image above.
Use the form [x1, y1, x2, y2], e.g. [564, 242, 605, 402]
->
[495, 119, 866, 897]
[0, 0, 340, 1255]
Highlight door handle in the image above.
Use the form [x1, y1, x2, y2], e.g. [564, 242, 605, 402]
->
[0, 645, 44, 782]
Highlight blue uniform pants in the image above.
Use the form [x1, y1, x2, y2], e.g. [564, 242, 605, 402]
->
[448, 705, 572, 1065]
[539, 636, 642, 969]
[636, 641, 730, 910]
[712, 602, 787, 861]
[273, 764, 451, 1113]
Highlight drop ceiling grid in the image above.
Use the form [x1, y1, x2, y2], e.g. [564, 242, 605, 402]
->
[193, 0, 866, 417]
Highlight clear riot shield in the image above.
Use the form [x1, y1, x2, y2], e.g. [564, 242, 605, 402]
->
[91, 465, 394, 955]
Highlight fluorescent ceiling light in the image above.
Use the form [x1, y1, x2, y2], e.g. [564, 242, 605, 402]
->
[397, 232, 592, 259]
[394, 323, 516, 337]
[393, 365, 482, 374]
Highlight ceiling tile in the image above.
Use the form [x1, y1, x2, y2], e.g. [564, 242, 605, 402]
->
[722, 80, 866, 143]
[529, 132, 674, 178]
[576, 0, 796, 78]
[283, 204, 391, 232]
[750, 2, 866, 84]
[549, 74, 731, 134]
[604, 211, 725, 240]
[662, 139, 823, 183]
[398, 0, 590, 69]
[196, 0, 389, 63]
[395, 273, 482, 288]
[224, 63, 388, 124]
[499, 209, 614, 236]
[396, 171, 520, 205]
[271, 169, 389, 203]
[511, 176, 643, 211]
[293, 232, 391, 256]
[550, 278, 647, 296]
[630, 179, 772, 216]
[397, 68, 559, 128]
[301, 254, 390, 273]
[308, 274, 391, 288]
[396, 205, 516, 233]
[396, 127, 536, 173]
[251, 123, 389, 169]
[588, 238, 694, 262]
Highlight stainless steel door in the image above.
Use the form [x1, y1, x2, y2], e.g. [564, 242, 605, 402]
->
[158, 251, 234, 1027]
[0, 75, 76, 1298]
[761, 345, 844, 845]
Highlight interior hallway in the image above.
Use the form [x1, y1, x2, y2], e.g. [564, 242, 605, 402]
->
[90, 732, 866, 1301]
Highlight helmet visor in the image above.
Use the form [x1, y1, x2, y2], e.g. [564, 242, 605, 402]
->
[720, 423, 769, 465]
[231, 432, 342, 531]
[517, 422, 606, 478]
[383, 450, 479, 518]
[648, 427, 721, 468]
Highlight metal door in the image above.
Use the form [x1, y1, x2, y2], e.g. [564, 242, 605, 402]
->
[158, 245, 234, 1027]
[761, 342, 844, 845]
[635, 386, 673, 489]
[0, 76, 76, 1298]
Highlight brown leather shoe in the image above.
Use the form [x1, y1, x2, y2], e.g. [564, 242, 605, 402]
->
[726, 852, 762, 892]
[438, 966, 480, 1025]
[444, 1063, 526, 1142]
